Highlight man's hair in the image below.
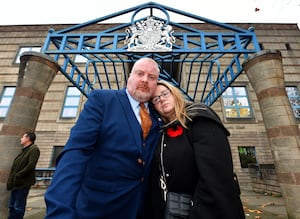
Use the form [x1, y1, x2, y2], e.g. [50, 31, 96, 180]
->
[25, 131, 36, 143]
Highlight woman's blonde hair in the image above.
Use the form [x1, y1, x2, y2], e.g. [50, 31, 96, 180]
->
[156, 81, 191, 128]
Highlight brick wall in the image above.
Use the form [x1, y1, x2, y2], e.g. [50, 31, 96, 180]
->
[248, 163, 282, 196]
[0, 23, 299, 185]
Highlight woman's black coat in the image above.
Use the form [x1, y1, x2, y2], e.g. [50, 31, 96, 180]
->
[144, 102, 245, 219]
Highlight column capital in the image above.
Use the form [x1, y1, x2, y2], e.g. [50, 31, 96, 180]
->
[243, 50, 281, 71]
[20, 51, 60, 73]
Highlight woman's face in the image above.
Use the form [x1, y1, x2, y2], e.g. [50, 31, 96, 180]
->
[152, 85, 176, 122]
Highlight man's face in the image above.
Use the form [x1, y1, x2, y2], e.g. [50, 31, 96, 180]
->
[20, 134, 30, 146]
[127, 59, 159, 102]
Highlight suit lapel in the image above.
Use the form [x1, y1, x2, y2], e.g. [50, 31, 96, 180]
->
[148, 104, 162, 134]
[117, 89, 143, 152]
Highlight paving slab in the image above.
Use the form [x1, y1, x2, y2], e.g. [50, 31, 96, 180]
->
[24, 186, 289, 219]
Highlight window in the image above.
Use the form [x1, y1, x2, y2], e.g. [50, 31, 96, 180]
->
[0, 86, 16, 118]
[50, 146, 64, 167]
[286, 86, 300, 118]
[222, 86, 252, 118]
[15, 47, 41, 63]
[285, 43, 291, 50]
[238, 146, 257, 168]
[61, 87, 81, 118]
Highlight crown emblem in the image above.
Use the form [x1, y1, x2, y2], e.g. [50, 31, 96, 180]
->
[125, 16, 176, 52]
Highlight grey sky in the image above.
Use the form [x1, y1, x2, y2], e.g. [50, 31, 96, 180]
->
[1, 0, 299, 26]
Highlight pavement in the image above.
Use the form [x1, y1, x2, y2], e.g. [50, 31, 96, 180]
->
[24, 186, 288, 219]
[241, 187, 288, 219]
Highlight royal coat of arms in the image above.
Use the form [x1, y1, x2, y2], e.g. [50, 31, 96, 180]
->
[125, 16, 176, 52]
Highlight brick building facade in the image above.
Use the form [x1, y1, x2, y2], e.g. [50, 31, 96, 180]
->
[0, 22, 299, 187]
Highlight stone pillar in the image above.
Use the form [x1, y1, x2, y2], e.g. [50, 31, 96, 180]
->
[243, 50, 300, 219]
[0, 52, 59, 218]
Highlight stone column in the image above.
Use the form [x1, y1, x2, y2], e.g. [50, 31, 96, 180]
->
[243, 50, 300, 219]
[0, 52, 59, 218]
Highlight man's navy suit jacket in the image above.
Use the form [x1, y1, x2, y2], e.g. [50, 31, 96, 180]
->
[45, 89, 162, 219]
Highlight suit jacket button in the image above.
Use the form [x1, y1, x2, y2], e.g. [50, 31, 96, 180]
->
[137, 158, 143, 164]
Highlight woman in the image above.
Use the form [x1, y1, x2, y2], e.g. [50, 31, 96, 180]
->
[144, 81, 245, 219]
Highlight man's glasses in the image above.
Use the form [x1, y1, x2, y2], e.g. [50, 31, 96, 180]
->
[152, 89, 171, 104]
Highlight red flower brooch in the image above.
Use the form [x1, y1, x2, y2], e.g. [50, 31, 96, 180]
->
[166, 125, 184, 137]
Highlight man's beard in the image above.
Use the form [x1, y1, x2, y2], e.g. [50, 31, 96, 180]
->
[135, 90, 151, 102]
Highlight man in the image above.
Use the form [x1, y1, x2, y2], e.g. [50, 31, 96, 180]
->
[45, 57, 162, 219]
[7, 131, 40, 219]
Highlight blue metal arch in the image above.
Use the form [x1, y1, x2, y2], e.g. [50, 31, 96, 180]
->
[41, 1, 261, 106]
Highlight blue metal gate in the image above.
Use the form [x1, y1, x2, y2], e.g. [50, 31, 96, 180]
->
[42, 2, 261, 106]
